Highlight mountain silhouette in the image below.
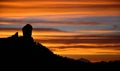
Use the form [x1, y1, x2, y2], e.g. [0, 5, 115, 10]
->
[0, 24, 119, 70]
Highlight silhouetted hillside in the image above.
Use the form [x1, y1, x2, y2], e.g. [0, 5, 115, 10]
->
[0, 24, 119, 70]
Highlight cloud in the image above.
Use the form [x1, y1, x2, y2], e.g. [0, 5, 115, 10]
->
[33, 28, 65, 32]
[49, 46, 120, 50]
[1, 3, 120, 9]
[1, 0, 120, 2]
[0, 26, 65, 32]
[65, 16, 120, 24]
[0, 16, 120, 34]
[0, 16, 120, 35]
[37, 36, 120, 44]
[1, 0, 120, 16]
[0, 17, 51, 23]
[74, 29, 120, 35]
[1, 0, 119, 9]
[0, 16, 120, 25]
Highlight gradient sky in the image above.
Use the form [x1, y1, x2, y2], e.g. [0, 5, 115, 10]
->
[0, 0, 120, 62]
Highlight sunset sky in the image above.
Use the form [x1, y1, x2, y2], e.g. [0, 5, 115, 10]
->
[0, 0, 120, 62]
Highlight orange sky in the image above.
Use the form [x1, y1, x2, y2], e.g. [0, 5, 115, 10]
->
[0, 0, 120, 16]
[0, 0, 120, 62]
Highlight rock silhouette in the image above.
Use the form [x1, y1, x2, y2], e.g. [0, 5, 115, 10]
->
[0, 24, 119, 70]
[0, 24, 52, 56]
[22, 24, 32, 38]
[11, 32, 18, 38]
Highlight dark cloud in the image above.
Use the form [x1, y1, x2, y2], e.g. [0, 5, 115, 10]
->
[0, 16, 120, 25]
[0, 17, 102, 26]
[0, 27, 65, 32]
[1, 4, 120, 9]
[33, 28, 65, 32]
[65, 16, 120, 23]
[49, 46, 120, 49]
[36, 37, 120, 44]
[0, 17, 51, 23]
[47, 44, 120, 51]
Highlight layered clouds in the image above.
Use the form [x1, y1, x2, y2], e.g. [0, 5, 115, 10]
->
[0, 0, 120, 16]
[0, 0, 120, 61]
[0, 16, 120, 35]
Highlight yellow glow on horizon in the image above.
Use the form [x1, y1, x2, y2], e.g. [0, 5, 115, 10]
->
[42, 43, 120, 47]
[52, 48, 120, 55]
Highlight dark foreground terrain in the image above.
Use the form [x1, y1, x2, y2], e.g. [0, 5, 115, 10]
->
[0, 24, 119, 70]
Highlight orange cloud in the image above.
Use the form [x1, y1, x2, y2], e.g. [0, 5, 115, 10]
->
[0, 0, 120, 17]
[52, 48, 120, 55]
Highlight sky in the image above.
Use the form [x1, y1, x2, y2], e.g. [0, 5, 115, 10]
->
[0, 0, 120, 62]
